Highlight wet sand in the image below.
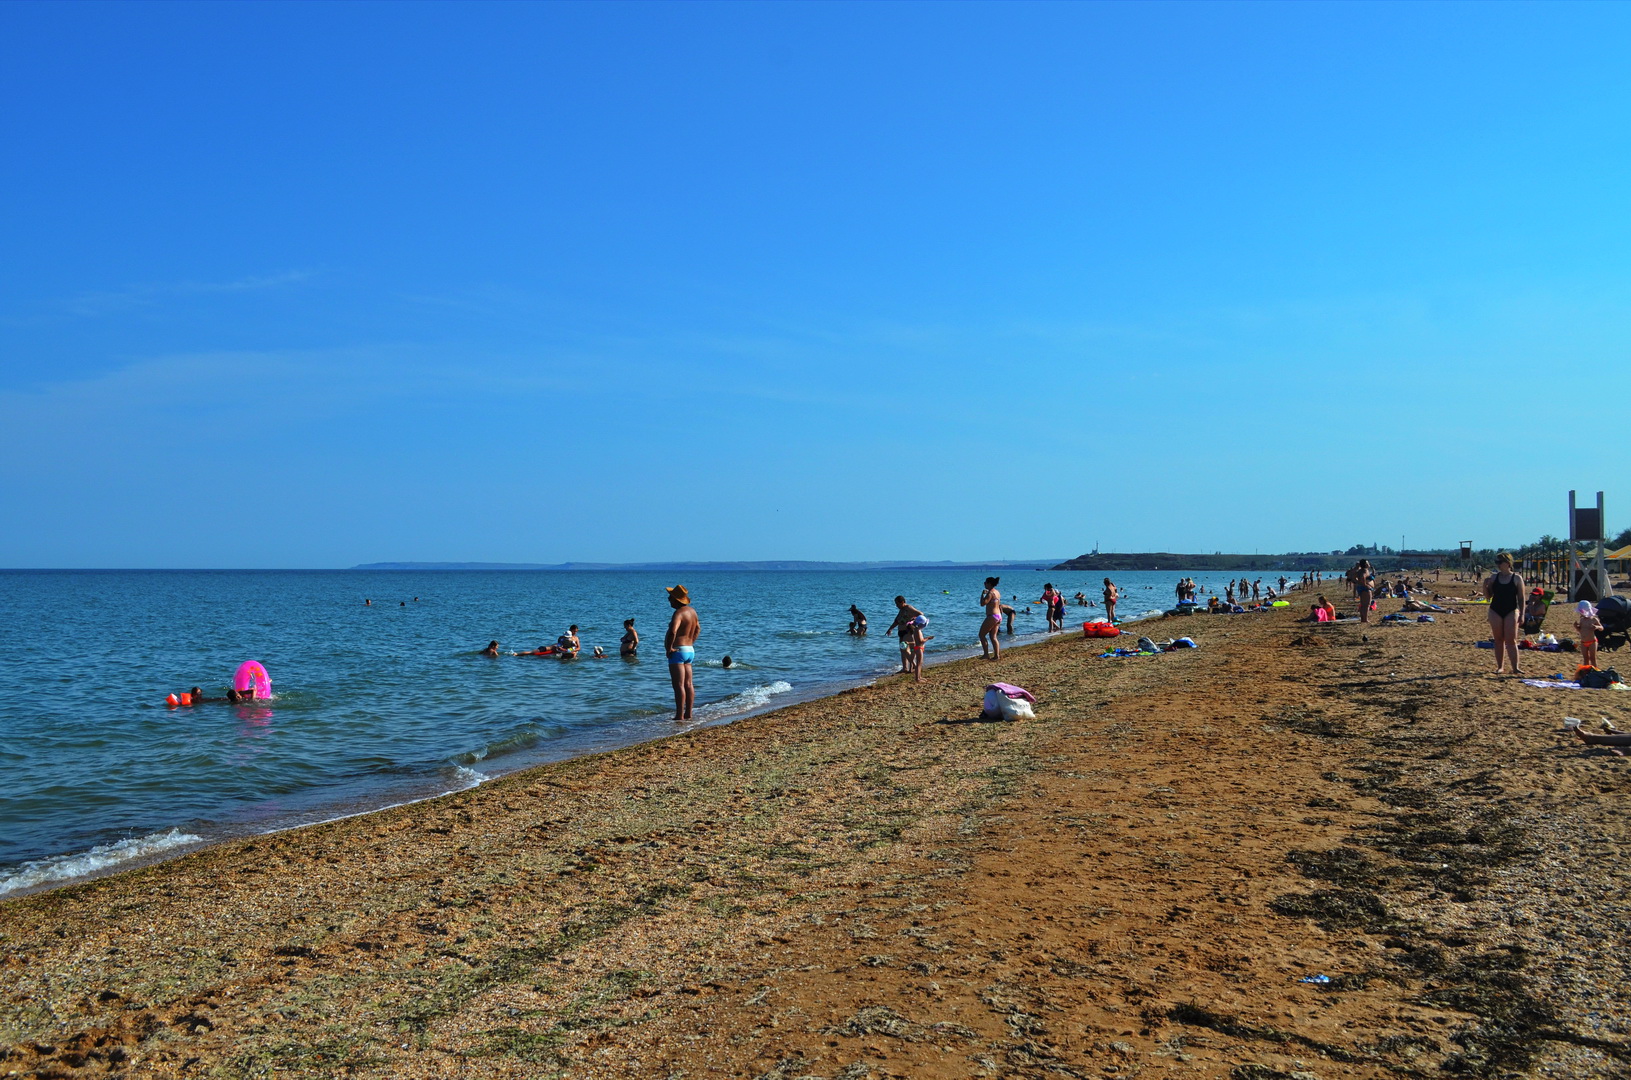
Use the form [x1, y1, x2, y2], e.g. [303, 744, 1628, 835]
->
[3, 586, 1630, 1078]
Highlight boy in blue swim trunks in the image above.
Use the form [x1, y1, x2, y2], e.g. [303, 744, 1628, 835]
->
[665, 584, 700, 722]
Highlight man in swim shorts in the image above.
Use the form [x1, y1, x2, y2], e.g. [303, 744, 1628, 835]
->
[665, 585, 700, 722]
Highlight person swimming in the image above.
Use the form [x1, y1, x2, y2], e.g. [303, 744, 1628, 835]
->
[480, 640, 500, 657]
[722, 655, 733, 668]
[557, 626, 581, 657]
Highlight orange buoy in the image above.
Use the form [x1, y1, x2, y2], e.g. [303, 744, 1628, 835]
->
[166, 693, 180, 707]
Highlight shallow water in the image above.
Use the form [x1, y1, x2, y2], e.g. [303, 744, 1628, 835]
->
[0, 567, 1286, 893]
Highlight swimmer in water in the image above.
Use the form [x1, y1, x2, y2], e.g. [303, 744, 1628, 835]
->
[481, 640, 500, 657]
[620, 618, 639, 657]
[184, 686, 232, 704]
[722, 655, 733, 668]
[558, 626, 581, 657]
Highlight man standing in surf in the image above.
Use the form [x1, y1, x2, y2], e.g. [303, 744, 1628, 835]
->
[979, 576, 1003, 660]
[665, 584, 700, 722]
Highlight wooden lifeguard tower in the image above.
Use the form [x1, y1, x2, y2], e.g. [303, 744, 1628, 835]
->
[1569, 490, 1610, 603]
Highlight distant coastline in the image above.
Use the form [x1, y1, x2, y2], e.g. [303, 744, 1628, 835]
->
[350, 560, 1066, 572]
[1050, 550, 1455, 572]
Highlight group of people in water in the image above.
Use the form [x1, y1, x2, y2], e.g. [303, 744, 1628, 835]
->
[473, 585, 713, 722]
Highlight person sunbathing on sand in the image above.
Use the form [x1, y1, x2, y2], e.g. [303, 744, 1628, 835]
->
[1575, 720, 1631, 753]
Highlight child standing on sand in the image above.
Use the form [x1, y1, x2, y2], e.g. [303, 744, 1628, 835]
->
[1577, 601, 1604, 669]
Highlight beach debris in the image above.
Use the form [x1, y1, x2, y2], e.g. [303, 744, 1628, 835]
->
[1297, 974, 1332, 985]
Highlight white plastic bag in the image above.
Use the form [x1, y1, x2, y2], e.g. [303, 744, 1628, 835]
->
[983, 688, 1036, 721]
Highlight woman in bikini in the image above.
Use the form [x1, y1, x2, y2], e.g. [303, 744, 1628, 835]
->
[1353, 559, 1374, 625]
[979, 577, 1002, 660]
[1482, 552, 1525, 675]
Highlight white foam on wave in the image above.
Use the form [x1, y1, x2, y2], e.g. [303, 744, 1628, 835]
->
[696, 680, 794, 720]
[0, 828, 203, 898]
[451, 765, 491, 790]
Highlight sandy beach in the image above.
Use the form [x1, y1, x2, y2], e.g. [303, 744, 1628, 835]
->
[4, 588, 1630, 1079]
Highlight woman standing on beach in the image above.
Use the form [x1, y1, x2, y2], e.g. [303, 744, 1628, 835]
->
[1103, 578, 1119, 623]
[979, 577, 1003, 660]
[1483, 553, 1526, 675]
[1352, 560, 1375, 624]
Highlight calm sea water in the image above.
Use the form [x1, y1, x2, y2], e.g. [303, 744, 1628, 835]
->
[0, 567, 1282, 895]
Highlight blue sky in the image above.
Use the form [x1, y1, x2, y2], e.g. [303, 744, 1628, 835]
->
[2, 1, 1627, 567]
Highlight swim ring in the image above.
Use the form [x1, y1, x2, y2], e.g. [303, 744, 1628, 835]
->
[234, 660, 272, 700]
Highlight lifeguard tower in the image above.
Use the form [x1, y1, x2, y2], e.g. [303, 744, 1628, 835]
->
[1569, 490, 1610, 603]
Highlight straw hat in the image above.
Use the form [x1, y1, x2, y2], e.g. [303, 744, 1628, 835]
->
[666, 585, 690, 605]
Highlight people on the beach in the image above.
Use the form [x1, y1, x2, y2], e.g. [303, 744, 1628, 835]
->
[899, 614, 930, 682]
[1102, 578, 1119, 623]
[979, 577, 1003, 660]
[1351, 560, 1375, 624]
[481, 640, 500, 657]
[1482, 553, 1525, 675]
[1522, 589, 1547, 634]
[1575, 719, 1631, 753]
[1576, 601, 1603, 669]
[1001, 602, 1017, 634]
[620, 619, 639, 657]
[665, 585, 700, 721]
[848, 605, 868, 636]
[885, 595, 926, 675]
[1040, 584, 1063, 632]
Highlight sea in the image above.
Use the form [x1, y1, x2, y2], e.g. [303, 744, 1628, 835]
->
[0, 566, 1289, 897]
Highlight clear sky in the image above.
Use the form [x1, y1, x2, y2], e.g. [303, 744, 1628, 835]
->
[2, 1, 1626, 567]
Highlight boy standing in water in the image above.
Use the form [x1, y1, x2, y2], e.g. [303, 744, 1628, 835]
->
[980, 577, 1003, 660]
[665, 585, 700, 722]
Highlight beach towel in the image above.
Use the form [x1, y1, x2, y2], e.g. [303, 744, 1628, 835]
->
[1520, 679, 1582, 689]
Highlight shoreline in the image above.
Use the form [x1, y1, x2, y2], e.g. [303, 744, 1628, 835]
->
[21, 580, 1626, 1078]
[0, 606, 1145, 902]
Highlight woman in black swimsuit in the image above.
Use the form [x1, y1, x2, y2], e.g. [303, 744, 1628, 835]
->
[1483, 552, 1526, 675]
